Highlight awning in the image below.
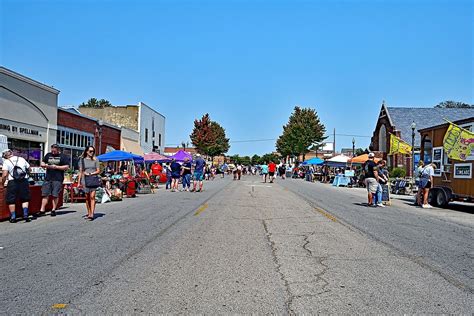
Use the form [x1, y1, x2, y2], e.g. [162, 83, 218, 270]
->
[121, 138, 144, 156]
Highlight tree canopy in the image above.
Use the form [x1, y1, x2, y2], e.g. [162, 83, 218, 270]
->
[276, 106, 326, 160]
[79, 98, 112, 108]
[190, 114, 230, 157]
[435, 101, 473, 108]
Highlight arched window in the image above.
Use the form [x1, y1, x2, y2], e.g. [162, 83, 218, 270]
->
[379, 124, 387, 152]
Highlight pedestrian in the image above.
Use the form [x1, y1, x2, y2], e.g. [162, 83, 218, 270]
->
[1, 149, 31, 223]
[181, 157, 192, 191]
[221, 162, 228, 178]
[170, 158, 181, 192]
[415, 161, 425, 206]
[268, 160, 276, 183]
[278, 164, 286, 179]
[363, 153, 379, 207]
[164, 163, 172, 190]
[261, 162, 269, 183]
[192, 154, 206, 192]
[374, 160, 388, 207]
[39, 144, 69, 217]
[420, 162, 436, 208]
[236, 164, 242, 180]
[78, 146, 101, 221]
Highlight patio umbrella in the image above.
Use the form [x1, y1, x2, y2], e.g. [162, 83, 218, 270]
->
[143, 152, 170, 163]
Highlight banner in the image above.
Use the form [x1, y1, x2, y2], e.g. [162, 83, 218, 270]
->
[443, 123, 474, 161]
[389, 134, 412, 155]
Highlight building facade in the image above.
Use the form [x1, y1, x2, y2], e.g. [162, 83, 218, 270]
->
[57, 108, 121, 169]
[79, 102, 165, 154]
[370, 101, 474, 176]
[0, 67, 60, 166]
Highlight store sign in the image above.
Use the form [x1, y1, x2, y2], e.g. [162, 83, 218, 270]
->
[0, 123, 40, 136]
[453, 163, 472, 179]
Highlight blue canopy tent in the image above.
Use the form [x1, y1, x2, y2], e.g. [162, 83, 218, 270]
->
[302, 157, 324, 165]
[97, 150, 144, 162]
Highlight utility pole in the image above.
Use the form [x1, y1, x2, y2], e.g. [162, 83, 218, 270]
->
[333, 128, 336, 155]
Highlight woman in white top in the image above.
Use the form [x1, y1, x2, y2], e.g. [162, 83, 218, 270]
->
[420, 162, 436, 208]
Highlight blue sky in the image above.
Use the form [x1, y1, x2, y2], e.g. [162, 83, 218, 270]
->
[1, 0, 472, 156]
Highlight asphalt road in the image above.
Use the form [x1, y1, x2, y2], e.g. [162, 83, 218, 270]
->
[0, 175, 472, 314]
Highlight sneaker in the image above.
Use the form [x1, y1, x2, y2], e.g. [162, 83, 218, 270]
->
[377, 203, 386, 208]
[426, 204, 433, 208]
[51, 210, 57, 217]
[422, 204, 429, 208]
[9, 218, 17, 224]
[25, 216, 31, 223]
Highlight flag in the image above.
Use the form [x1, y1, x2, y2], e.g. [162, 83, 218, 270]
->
[443, 123, 474, 161]
[389, 134, 412, 155]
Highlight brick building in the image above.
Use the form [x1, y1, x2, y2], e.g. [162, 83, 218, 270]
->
[369, 102, 473, 176]
[57, 108, 121, 169]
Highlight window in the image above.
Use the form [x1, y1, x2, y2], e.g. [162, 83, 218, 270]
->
[159, 133, 162, 146]
[145, 128, 149, 143]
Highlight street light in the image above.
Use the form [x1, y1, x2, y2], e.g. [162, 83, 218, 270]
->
[411, 121, 416, 184]
[352, 137, 355, 157]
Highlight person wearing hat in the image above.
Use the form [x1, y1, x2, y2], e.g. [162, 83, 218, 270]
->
[38, 144, 70, 217]
[363, 152, 380, 207]
[1, 149, 32, 223]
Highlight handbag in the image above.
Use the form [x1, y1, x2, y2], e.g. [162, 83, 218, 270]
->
[81, 158, 101, 188]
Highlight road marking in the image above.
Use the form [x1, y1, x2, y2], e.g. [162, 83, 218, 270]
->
[194, 203, 208, 216]
[314, 207, 338, 223]
[52, 304, 67, 309]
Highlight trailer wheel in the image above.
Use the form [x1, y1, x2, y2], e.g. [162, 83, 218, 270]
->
[428, 189, 438, 206]
[436, 190, 448, 207]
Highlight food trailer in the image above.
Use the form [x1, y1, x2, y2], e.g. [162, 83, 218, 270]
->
[419, 117, 474, 207]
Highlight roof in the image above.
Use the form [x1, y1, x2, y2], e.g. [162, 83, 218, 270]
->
[386, 106, 474, 145]
[0, 66, 60, 94]
[418, 116, 474, 132]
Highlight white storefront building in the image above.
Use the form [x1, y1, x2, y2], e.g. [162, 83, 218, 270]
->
[0, 67, 59, 166]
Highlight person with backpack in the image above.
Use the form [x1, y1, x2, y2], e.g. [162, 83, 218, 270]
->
[1, 149, 32, 223]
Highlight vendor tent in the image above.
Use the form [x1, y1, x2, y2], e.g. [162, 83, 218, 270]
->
[97, 150, 144, 162]
[144, 152, 170, 163]
[349, 154, 381, 164]
[168, 150, 192, 162]
[327, 154, 350, 163]
[302, 157, 324, 165]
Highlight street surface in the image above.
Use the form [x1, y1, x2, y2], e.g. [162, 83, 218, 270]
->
[1, 176, 472, 314]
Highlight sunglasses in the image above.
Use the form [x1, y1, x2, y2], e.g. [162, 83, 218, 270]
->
[88, 150, 95, 153]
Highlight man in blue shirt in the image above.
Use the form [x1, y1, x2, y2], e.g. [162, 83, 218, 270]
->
[192, 154, 206, 192]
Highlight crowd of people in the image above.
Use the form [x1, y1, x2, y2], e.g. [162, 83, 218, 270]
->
[1, 145, 438, 224]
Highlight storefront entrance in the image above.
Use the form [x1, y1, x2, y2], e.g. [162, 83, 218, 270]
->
[7, 138, 43, 167]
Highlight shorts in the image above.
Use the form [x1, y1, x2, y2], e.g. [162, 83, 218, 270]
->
[171, 173, 181, 179]
[41, 180, 63, 198]
[420, 178, 431, 189]
[365, 178, 378, 194]
[269, 172, 275, 177]
[194, 171, 203, 181]
[6, 179, 31, 205]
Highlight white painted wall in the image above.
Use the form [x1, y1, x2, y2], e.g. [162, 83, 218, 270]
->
[138, 102, 165, 154]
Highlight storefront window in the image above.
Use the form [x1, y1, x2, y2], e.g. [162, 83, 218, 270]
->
[7, 139, 43, 167]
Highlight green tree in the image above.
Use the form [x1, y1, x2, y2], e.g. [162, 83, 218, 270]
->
[276, 106, 326, 161]
[260, 153, 280, 164]
[190, 114, 230, 158]
[251, 154, 261, 165]
[230, 154, 241, 164]
[240, 156, 251, 166]
[435, 101, 473, 108]
[79, 98, 112, 108]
